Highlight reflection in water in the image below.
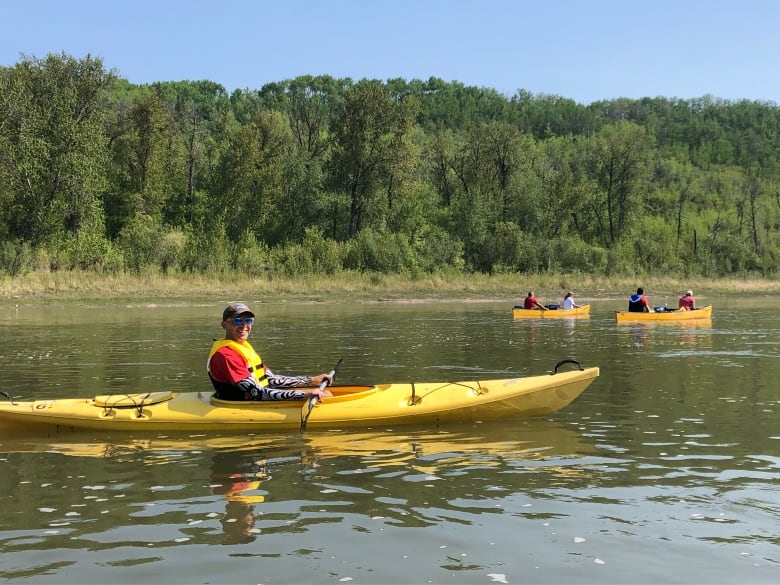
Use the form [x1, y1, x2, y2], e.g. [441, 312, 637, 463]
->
[209, 451, 267, 544]
[619, 319, 714, 350]
[0, 410, 778, 583]
[0, 420, 595, 544]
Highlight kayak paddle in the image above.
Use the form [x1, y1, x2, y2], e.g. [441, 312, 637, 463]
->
[300, 358, 343, 432]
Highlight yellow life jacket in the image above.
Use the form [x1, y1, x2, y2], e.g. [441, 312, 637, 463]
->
[207, 339, 269, 387]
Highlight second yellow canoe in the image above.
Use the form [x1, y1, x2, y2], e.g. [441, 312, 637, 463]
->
[615, 305, 712, 323]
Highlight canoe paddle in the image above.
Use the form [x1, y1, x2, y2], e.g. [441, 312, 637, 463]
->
[300, 358, 343, 433]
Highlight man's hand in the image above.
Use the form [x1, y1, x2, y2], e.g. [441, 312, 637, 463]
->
[310, 373, 333, 386]
[310, 387, 333, 398]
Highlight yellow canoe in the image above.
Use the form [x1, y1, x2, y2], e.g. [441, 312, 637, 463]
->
[0, 361, 599, 432]
[615, 304, 713, 323]
[512, 304, 591, 318]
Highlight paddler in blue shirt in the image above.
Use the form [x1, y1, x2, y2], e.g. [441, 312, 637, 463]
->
[628, 287, 651, 312]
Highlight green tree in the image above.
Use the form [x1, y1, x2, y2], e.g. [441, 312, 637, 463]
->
[209, 110, 294, 243]
[532, 136, 592, 240]
[585, 121, 651, 248]
[327, 83, 419, 238]
[0, 52, 114, 245]
[104, 88, 181, 237]
[151, 80, 232, 229]
[444, 123, 533, 269]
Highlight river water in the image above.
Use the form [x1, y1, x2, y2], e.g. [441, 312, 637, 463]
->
[0, 296, 777, 584]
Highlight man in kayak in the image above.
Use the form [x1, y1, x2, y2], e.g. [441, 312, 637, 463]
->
[678, 290, 696, 310]
[523, 291, 546, 310]
[628, 287, 651, 312]
[207, 302, 333, 401]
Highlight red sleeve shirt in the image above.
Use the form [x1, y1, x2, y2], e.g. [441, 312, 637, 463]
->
[679, 296, 695, 310]
[209, 347, 251, 384]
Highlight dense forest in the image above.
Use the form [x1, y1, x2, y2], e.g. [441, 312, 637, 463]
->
[1, 52, 779, 279]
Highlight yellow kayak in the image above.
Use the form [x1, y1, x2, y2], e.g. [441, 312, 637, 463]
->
[0, 361, 599, 432]
[615, 305, 712, 323]
[512, 304, 591, 318]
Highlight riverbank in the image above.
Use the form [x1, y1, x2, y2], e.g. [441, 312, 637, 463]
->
[1, 270, 779, 306]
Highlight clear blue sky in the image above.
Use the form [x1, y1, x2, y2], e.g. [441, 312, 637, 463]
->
[2, 0, 778, 105]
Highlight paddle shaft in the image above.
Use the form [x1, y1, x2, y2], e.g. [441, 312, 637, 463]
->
[300, 358, 343, 432]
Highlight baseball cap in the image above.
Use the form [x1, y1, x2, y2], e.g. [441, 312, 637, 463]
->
[686, 290, 693, 296]
[222, 302, 255, 321]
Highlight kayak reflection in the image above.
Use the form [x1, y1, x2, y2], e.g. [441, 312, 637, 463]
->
[0, 420, 592, 467]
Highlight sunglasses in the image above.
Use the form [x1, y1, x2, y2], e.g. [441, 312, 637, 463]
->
[231, 316, 254, 326]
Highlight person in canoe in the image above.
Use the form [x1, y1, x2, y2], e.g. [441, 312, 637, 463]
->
[678, 290, 696, 310]
[523, 291, 546, 311]
[628, 287, 651, 312]
[562, 292, 582, 310]
[207, 302, 333, 401]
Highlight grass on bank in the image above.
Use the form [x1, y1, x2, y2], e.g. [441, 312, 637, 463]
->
[1, 270, 779, 306]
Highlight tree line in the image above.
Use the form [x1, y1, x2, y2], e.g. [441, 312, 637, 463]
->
[1, 52, 779, 279]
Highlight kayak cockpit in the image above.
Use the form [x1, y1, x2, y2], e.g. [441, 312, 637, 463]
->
[209, 384, 379, 407]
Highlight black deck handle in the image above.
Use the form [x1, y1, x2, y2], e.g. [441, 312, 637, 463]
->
[552, 359, 583, 374]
